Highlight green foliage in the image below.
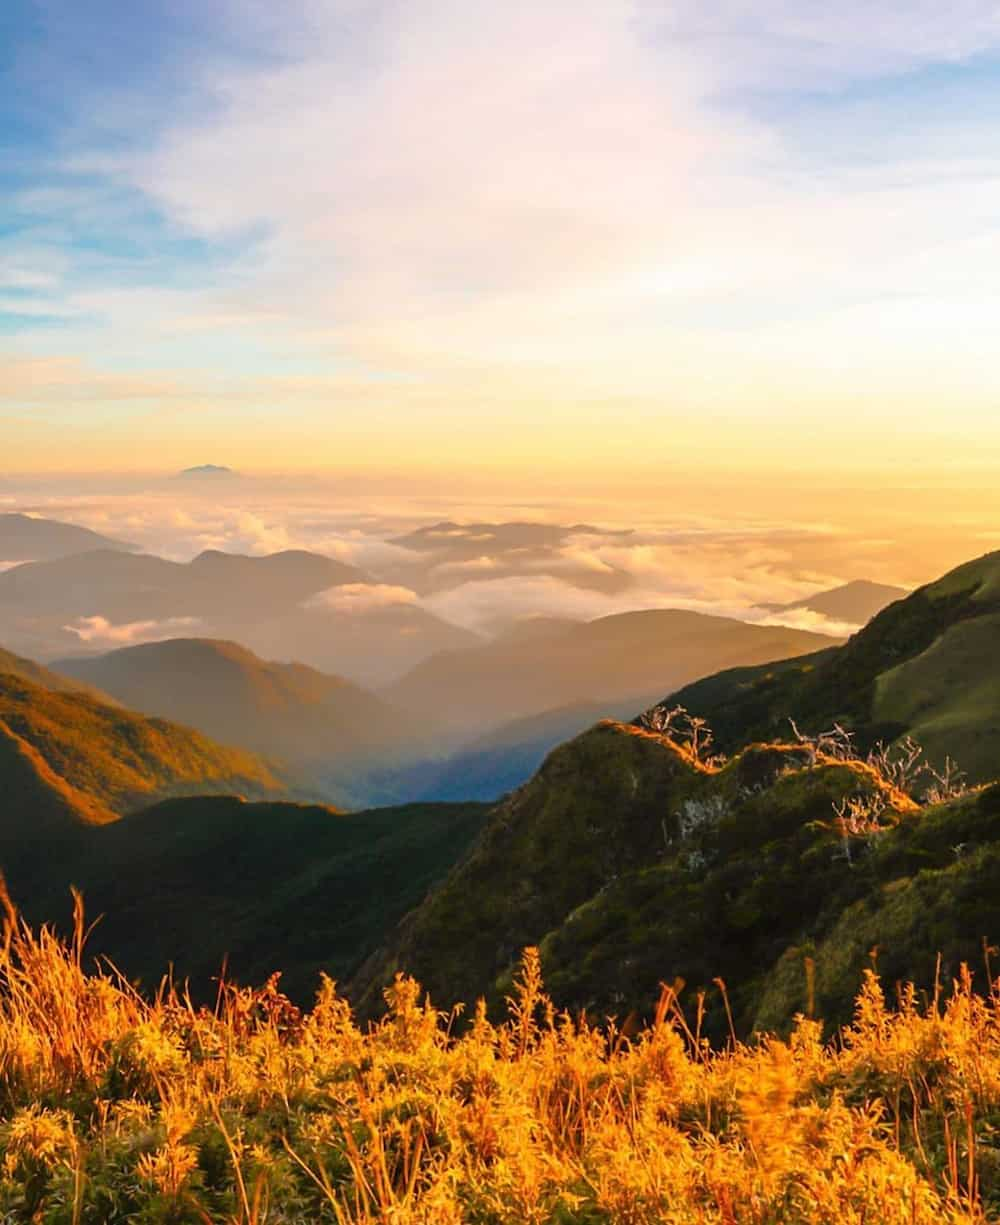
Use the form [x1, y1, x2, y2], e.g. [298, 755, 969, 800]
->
[668, 549, 1000, 780]
[0, 672, 281, 817]
[354, 720, 1000, 1048]
[16, 797, 489, 1003]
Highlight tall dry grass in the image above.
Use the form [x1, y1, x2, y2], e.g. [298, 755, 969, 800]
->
[0, 884, 996, 1222]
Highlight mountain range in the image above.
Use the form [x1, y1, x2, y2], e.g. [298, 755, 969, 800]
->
[57, 637, 439, 805]
[387, 608, 840, 736]
[0, 512, 136, 562]
[0, 657, 485, 995]
[0, 544, 474, 681]
[348, 550, 1000, 1031]
[55, 610, 841, 806]
[4, 545, 1000, 1039]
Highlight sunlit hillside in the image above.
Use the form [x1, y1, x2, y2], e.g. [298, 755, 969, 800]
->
[0, 898, 993, 1223]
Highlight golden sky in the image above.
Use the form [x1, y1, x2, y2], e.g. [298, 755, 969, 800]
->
[4, 2, 1000, 482]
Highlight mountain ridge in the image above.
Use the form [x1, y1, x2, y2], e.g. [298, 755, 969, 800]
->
[0, 669, 283, 835]
[351, 717, 999, 1040]
[57, 636, 438, 805]
[387, 607, 841, 736]
[0, 512, 137, 561]
[757, 578, 909, 625]
[664, 549, 1000, 781]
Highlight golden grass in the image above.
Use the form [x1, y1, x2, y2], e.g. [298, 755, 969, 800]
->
[0, 888, 997, 1223]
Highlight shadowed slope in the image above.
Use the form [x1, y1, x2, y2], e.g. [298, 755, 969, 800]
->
[16, 795, 489, 1001]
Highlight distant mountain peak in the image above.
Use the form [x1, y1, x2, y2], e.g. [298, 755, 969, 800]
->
[177, 464, 238, 478]
[757, 579, 908, 625]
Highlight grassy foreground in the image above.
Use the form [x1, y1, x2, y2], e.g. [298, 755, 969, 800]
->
[0, 896, 997, 1222]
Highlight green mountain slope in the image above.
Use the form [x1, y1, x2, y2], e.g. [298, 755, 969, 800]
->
[352, 719, 1000, 1041]
[17, 795, 489, 1001]
[0, 672, 282, 837]
[0, 644, 114, 702]
[665, 550, 1000, 781]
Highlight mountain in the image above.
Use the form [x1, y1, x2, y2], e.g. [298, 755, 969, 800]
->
[0, 644, 114, 702]
[237, 600, 481, 688]
[666, 550, 1000, 783]
[0, 512, 136, 562]
[18, 795, 489, 1000]
[352, 718, 1000, 1041]
[0, 671, 282, 873]
[57, 637, 439, 804]
[758, 579, 908, 626]
[177, 464, 237, 477]
[387, 609, 840, 737]
[0, 547, 367, 622]
[0, 547, 370, 661]
[0, 544, 475, 685]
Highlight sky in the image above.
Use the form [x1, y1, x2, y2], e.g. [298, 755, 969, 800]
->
[3, 1, 1000, 484]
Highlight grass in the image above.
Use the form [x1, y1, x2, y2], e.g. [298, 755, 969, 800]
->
[874, 613, 1000, 782]
[666, 551, 1000, 775]
[0, 897, 997, 1223]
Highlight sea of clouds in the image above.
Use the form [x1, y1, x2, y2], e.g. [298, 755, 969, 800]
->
[1, 474, 965, 654]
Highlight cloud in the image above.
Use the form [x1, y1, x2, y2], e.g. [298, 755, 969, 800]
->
[753, 609, 861, 639]
[305, 582, 419, 614]
[63, 615, 202, 648]
[419, 571, 834, 635]
[421, 576, 624, 631]
[0, 356, 182, 404]
[3, 483, 983, 647]
[7, 1, 1000, 476]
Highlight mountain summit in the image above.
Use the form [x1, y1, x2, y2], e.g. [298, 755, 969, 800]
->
[177, 464, 238, 478]
[757, 579, 908, 626]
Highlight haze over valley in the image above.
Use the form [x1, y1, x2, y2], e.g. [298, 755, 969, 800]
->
[0, 487, 942, 807]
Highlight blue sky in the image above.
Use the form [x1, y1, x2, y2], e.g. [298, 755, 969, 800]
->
[4, 1, 1000, 477]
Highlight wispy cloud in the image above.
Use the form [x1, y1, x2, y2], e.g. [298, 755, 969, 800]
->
[306, 582, 419, 613]
[63, 615, 202, 648]
[5, 2, 1000, 473]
